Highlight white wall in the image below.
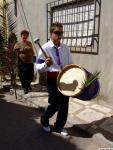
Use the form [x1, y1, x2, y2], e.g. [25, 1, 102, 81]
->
[16, 0, 113, 108]
[17, 0, 52, 54]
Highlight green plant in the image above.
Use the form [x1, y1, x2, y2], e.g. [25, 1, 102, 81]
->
[83, 71, 101, 88]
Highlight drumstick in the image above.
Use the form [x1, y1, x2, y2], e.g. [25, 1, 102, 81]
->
[34, 38, 48, 58]
[34, 38, 62, 69]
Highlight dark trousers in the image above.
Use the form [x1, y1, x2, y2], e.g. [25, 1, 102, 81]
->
[41, 77, 69, 131]
[18, 63, 34, 90]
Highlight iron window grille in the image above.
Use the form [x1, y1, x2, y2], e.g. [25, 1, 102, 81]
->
[47, 0, 101, 54]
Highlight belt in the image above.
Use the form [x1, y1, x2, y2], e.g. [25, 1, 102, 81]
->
[47, 71, 59, 78]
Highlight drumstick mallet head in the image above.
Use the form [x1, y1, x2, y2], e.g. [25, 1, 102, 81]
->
[33, 37, 40, 44]
[33, 37, 48, 58]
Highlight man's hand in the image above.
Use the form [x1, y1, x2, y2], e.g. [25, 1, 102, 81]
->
[45, 57, 53, 67]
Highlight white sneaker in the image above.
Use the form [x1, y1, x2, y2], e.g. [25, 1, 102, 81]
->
[42, 126, 51, 133]
[60, 129, 68, 136]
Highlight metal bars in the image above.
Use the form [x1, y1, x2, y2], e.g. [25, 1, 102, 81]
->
[47, 0, 101, 54]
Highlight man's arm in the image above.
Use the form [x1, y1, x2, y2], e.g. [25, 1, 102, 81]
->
[35, 49, 53, 72]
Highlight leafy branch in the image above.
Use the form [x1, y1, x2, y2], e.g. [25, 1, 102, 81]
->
[82, 71, 101, 88]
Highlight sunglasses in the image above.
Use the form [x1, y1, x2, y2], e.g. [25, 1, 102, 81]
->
[53, 31, 63, 36]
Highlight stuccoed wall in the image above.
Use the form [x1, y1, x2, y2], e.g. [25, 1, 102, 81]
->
[16, 0, 113, 108]
[17, 0, 52, 53]
[98, 0, 113, 107]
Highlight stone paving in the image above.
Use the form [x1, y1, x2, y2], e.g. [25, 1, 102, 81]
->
[1, 82, 113, 149]
[14, 83, 113, 142]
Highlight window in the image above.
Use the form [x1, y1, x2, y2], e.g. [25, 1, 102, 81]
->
[47, 0, 101, 54]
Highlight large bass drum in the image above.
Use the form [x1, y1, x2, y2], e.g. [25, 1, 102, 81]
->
[57, 64, 87, 96]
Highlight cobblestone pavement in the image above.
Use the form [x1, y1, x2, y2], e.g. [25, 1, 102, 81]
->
[0, 83, 113, 150]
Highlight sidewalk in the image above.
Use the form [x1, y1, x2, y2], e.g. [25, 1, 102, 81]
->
[15, 83, 113, 142]
[1, 82, 113, 149]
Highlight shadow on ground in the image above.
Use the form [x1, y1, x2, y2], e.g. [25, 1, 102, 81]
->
[72, 116, 113, 142]
[0, 98, 82, 150]
[0, 82, 47, 93]
[0, 94, 5, 99]
[32, 84, 47, 92]
[66, 126, 92, 138]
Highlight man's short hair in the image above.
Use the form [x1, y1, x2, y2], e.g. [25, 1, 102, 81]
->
[21, 30, 29, 36]
[50, 22, 63, 33]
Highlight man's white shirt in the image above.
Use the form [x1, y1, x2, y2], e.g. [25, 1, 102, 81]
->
[36, 40, 73, 72]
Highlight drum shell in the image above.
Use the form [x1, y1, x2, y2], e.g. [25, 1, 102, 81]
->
[75, 70, 100, 100]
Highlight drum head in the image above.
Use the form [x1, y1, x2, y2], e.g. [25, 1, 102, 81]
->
[57, 64, 87, 96]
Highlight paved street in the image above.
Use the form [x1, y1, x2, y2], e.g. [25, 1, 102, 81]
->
[0, 83, 113, 150]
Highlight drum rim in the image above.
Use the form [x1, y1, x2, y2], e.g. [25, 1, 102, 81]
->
[57, 64, 87, 96]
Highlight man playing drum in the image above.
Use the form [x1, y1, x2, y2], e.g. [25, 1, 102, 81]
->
[36, 22, 73, 136]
